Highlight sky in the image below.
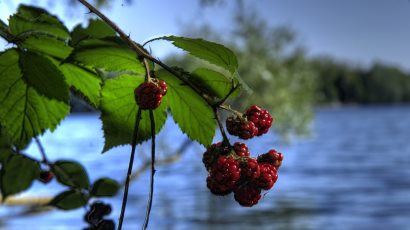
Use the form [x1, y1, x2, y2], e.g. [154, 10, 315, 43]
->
[1, 0, 410, 70]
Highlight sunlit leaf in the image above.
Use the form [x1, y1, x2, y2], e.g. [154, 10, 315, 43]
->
[100, 75, 167, 152]
[157, 69, 215, 146]
[0, 49, 70, 146]
[162, 36, 238, 74]
[191, 68, 239, 99]
[19, 51, 69, 102]
[50, 59, 102, 107]
[9, 5, 69, 39]
[67, 37, 144, 74]
[71, 19, 116, 46]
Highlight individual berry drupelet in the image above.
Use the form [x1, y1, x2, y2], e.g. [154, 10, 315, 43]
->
[39, 171, 54, 183]
[234, 184, 262, 207]
[257, 149, 284, 169]
[207, 156, 241, 195]
[226, 116, 258, 139]
[134, 79, 167, 110]
[233, 142, 250, 157]
[202, 142, 230, 170]
[245, 105, 273, 136]
[239, 158, 260, 180]
[257, 163, 278, 190]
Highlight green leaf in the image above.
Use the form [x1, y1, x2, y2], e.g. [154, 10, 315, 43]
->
[67, 37, 144, 74]
[52, 160, 90, 189]
[0, 153, 40, 199]
[20, 35, 72, 59]
[49, 190, 88, 210]
[157, 69, 216, 146]
[191, 68, 239, 99]
[71, 19, 116, 46]
[162, 36, 238, 74]
[9, 5, 69, 39]
[0, 49, 70, 146]
[100, 75, 167, 152]
[91, 178, 120, 197]
[19, 51, 69, 102]
[50, 59, 102, 107]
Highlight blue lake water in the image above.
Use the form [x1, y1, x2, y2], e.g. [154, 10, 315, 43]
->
[1, 105, 410, 230]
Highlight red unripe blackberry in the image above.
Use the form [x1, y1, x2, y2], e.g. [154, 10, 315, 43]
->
[39, 171, 54, 183]
[226, 116, 258, 139]
[158, 80, 168, 95]
[134, 80, 167, 110]
[233, 142, 250, 157]
[209, 156, 241, 191]
[257, 149, 284, 169]
[234, 184, 261, 207]
[202, 142, 230, 170]
[257, 163, 278, 190]
[239, 158, 260, 180]
[245, 105, 273, 136]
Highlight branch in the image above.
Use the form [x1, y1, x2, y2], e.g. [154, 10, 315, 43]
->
[142, 110, 156, 229]
[117, 109, 142, 230]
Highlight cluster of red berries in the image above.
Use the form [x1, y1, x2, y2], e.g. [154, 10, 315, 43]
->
[226, 105, 273, 139]
[203, 142, 283, 207]
[134, 78, 168, 110]
[84, 201, 115, 230]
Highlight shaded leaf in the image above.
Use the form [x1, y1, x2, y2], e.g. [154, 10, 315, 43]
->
[52, 160, 90, 189]
[0, 153, 40, 199]
[191, 68, 239, 99]
[91, 178, 120, 197]
[162, 36, 238, 74]
[49, 190, 88, 210]
[19, 51, 69, 102]
[157, 69, 215, 146]
[0, 49, 70, 146]
[67, 37, 144, 74]
[100, 75, 167, 152]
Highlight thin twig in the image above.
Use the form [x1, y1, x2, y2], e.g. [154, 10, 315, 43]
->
[34, 137, 49, 164]
[118, 109, 142, 230]
[214, 109, 230, 146]
[143, 110, 156, 229]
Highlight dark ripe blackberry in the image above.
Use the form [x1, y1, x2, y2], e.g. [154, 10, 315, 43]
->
[257, 149, 284, 169]
[257, 163, 278, 190]
[233, 142, 250, 157]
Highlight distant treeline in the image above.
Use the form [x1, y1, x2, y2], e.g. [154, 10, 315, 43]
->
[312, 58, 410, 104]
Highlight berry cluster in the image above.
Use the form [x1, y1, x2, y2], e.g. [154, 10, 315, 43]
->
[226, 105, 273, 139]
[203, 142, 283, 207]
[134, 78, 167, 110]
[84, 202, 115, 230]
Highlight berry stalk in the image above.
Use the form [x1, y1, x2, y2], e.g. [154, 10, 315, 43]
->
[118, 108, 142, 230]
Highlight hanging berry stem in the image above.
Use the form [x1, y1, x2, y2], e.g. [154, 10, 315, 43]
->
[143, 110, 156, 229]
[214, 109, 230, 147]
[118, 108, 142, 230]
